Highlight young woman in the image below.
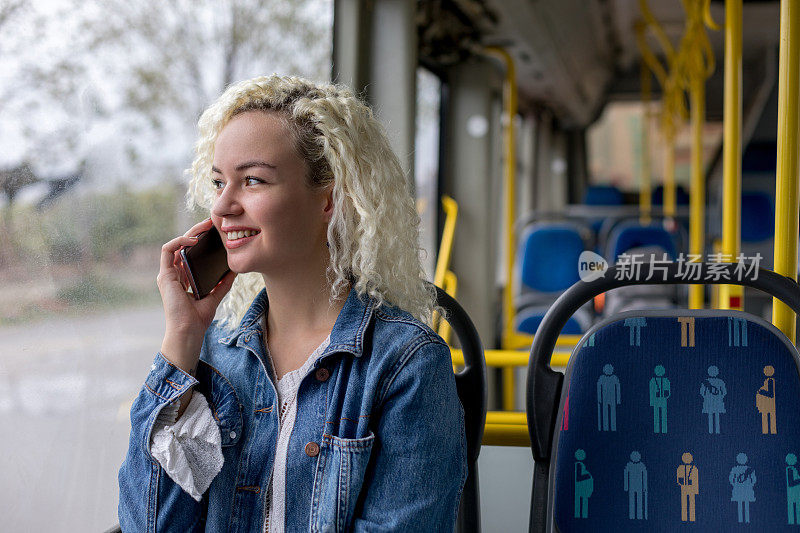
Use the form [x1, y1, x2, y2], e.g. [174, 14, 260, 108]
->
[118, 75, 466, 532]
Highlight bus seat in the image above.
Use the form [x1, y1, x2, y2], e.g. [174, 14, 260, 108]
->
[741, 191, 774, 242]
[517, 222, 588, 296]
[526, 263, 800, 533]
[433, 285, 487, 533]
[583, 185, 623, 206]
[515, 306, 591, 336]
[547, 311, 800, 531]
[602, 246, 678, 317]
[652, 184, 690, 206]
[606, 221, 679, 262]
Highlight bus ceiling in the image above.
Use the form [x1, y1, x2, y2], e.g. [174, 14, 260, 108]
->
[418, 0, 780, 129]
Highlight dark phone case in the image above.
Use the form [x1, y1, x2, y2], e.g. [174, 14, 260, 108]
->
[179, 228, 231, 299]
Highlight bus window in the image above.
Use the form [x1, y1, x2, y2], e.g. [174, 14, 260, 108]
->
[0, 1, 332, 530]
[588, 101, 722, 195]
[415, 67, 442, 280]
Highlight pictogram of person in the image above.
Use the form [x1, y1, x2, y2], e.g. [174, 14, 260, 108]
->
[597, 364, 621, 431]
[729, 453, 756, 523]
[649, 365, 670, 434]
[574, 449, 593, 518]
[625, 317, 646, 346]
[624, 451, 648, 520]
[700, 365, 726, 434]
[787, 454, 800, 525]
[756, 365, 777, 434]
[677, 452, 699, 522]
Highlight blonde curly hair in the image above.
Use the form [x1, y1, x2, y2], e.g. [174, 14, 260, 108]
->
[186, 74, 436, 329]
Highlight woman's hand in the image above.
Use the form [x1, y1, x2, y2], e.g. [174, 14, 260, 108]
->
[157, 218, 236, 374]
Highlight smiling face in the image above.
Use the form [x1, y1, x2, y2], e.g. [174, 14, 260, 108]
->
[210, 111, 332, 276]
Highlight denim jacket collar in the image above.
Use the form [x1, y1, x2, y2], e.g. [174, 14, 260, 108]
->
[217, 287, 375, 359]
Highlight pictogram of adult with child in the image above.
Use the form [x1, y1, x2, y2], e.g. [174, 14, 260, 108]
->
[700, 365, 726, 434]
[729, 453, 756, 523]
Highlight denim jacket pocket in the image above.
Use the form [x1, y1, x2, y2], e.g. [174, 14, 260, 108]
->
[310, 432, 376, 533]
[195, 360, 243, 448]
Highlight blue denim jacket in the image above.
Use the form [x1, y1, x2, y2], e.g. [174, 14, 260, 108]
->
[118, 288, 467, 532]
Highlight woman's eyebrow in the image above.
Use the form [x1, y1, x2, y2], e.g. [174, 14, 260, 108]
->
[211, 161, 277, 173]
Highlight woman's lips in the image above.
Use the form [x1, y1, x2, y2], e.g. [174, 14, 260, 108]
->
[224, 233, 259, 249]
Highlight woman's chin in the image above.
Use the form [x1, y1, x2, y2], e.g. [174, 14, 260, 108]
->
[226, 261, 256, 275]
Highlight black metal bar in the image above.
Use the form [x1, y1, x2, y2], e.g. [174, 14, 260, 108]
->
[434, 285, 487, 533]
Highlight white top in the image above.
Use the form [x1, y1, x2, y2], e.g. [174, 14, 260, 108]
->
[149, 316, 329, 533]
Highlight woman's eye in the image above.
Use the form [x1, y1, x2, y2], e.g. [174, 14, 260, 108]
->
[211, 178, 224, 190]
[245, 176, 264, 185]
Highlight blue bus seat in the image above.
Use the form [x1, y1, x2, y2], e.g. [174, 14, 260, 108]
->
[515, 306, 591, 336]
[652, 185, 690, 206]
[602, 246, 678, 317]
[516, 222, 589, 301]
[583, 185, 623, 206]
[548, 310, 800, 531]
[606, 221, 679, 263]
[741, 191, 774, 243]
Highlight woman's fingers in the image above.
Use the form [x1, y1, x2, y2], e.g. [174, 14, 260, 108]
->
[158, 235, 201, 287]
[184, 217, 213, 237]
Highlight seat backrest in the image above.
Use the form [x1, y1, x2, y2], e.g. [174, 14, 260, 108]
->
[518, 222, 588, 294]
[434, 286, 487, 533]
[583, 185, 623, 206]
[741, 191, 774, 242]
[652, 184, 690, 206]
[515, 306, 590, 336]
[606, 222, 679, 262]
[548, 310, 800, 531]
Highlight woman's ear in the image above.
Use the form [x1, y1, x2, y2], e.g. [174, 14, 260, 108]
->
[322, 186, 334, 223]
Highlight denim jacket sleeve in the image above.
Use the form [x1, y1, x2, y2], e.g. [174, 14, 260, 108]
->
[352, 338, 467, 531]
[118, 352, 207, 532]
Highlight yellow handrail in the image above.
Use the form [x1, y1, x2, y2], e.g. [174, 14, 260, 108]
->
[485, 46, 519, 412]
[676, 0, 718, 309]
[484, 47, 518, 353]
[434, 196, 458, 288]
[638, 0, 685, 219]
[719, 0, 744, 311]
[451, 348, 571, 369]
[432, 195, 458, 338]
[772, 0, 800, 343]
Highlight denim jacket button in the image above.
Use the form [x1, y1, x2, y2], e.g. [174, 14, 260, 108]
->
[304, 441, 320, 457]
[315, 367, 330, 382]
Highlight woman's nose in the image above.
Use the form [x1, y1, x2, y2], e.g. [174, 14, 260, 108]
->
[211, 184, 243, 218]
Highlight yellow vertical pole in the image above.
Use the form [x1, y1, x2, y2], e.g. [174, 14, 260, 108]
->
[688, 75, 706, 309]
[640, 63, 653, 225]
[486, 47, 518, 410]
[433, 195, 458, 288]
[772, 0, 800, 343]
[719, 0, 744, 311]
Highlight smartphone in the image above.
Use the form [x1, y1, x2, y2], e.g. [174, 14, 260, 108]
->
[179, 227, 231, 299]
